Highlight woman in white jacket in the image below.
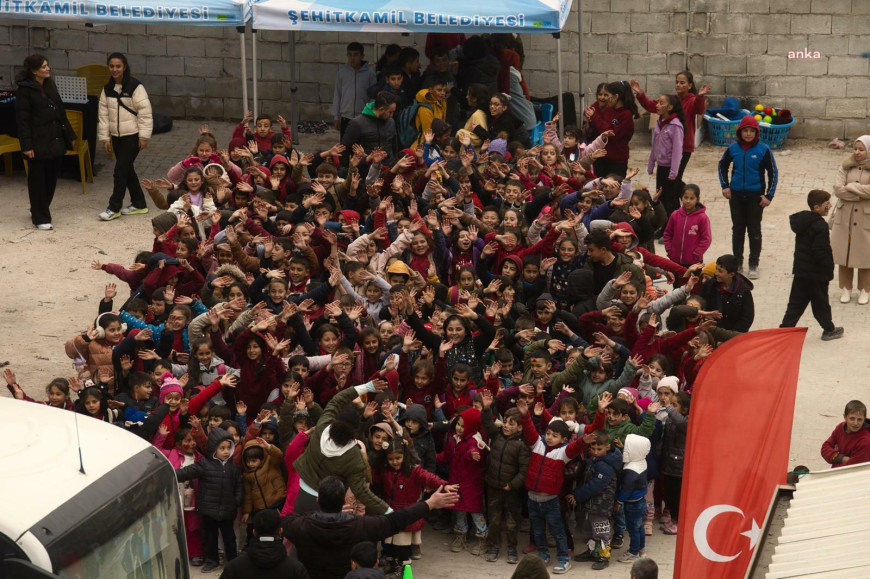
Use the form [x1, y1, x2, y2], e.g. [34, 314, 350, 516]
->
[98, 52, 153, 222]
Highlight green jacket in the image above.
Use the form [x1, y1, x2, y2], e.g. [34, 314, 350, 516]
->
[575, 358, 637, 417]
[522, 339, 589, 394]
[293, 384, 390, 514]
[603, 409, 656, 447]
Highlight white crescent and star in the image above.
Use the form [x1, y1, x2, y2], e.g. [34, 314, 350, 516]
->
[693, 505, 762, 563]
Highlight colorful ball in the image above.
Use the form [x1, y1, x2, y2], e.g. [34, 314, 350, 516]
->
[754, 104, 764, 112]
[763, 107, 773, 115]
[763, 115, 772, 123]
[754, 114, 763, 121]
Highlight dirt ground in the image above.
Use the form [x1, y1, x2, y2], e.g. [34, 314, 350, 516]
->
[0, 122, 856, 578]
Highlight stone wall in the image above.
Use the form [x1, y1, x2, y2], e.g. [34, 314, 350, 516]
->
[1, 0, 867, 139]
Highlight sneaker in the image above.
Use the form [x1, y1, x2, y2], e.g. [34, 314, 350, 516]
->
[507, 547, 518, 564]
[552, 559, 572, 574]
[860, 290, 869, 305]
[36, 223, 53, 230]
[99, 210, 121, 221]
[748, 265, 759, 279]
[591, 557, 610, 570]
[523, 542, 538, 554]
[484, 547, 499, 562]
[737, 263, 744, 274]
[618, 551, 639, 563]
[574, 550, 596, 562]
[190, 556, 204, 566]
[470, 537, 485, 556]
[536, 552, 550, 564]
[639, 549, 647, 558]
[120, 205, 149, 215]
[840, 288, 852, 303]
[662, 521, 679, 535]
[411, 544, 422, 560]
[611, 534, 624, 549]
[821, 327, 844, 341]
[660, 509, 672, 525]
[450, 533, 466, 553]
[201, 560, 219, 573]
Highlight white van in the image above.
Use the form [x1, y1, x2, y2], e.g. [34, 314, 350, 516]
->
[0, 398, 188, 577]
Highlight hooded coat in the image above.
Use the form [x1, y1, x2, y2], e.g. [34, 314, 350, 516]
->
[241, 440, 287, 514]
[219, 533, 310, 578]
[399, 403, 437, 473]
[830, 136, 870, 269]
[341, 101, 398, 167]
[789, 210, 834, 281]
[481, 407, 530, 491]
[573, 447, 622, 516]
[175, 427, 243, 520]
[663, 204, 712, 266]
[14, 71, 75, 159]
[617, 434, 650, 502]
[660, 407, 688, 477]
[717, 115, 778, 199]
[436, 408, 487, 513]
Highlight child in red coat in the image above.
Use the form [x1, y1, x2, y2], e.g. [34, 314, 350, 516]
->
[437, 407, 488, 556]
[374, 437, 451, 573]
[822, 400, 870, 468]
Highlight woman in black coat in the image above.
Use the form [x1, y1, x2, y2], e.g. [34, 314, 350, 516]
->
[15, 54, 75, 230]
[486, 93, 530, 147]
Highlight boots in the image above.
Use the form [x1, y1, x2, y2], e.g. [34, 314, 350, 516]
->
[450, 533, 466, 553]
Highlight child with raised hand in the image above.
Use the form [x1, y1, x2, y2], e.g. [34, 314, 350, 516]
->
[166, 133, 220, 184]
[175, 426, 243, 574]
[646, 94, 685, 219]
[153, 419, 206, 566]
[480, 389, 530, 565]
[4, 369, 75, 410]
[232, 110, 292, 156]
[663, 184, 712, 267]
[822, 400, 870, 468]
[65, 312, 127, 395]
[597, 390, 659, 448]
[516, 396, 589, 575]
[374, 437, 451, 573]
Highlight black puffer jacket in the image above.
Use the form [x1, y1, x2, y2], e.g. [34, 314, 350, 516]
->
[698, 274, 755, 333]
[219, 535, 311, 579]
[481, 408, 529, 490]
[790, 210, 834, 281]
[660, 407, 688, 478]
[15, 71, 74, 159]
[176, 427, 242, 521]
[340, 105, 397, 167]
[572, 447, 622, 517]
[400, 404, 437, 473]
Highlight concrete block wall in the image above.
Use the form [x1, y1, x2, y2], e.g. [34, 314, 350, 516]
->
[1, 0, 867, 140]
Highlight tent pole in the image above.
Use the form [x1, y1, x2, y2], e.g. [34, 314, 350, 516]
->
[289, 31, 299, 146]
[555, 32, 564, 138]
[577, 0, 585, 113]
[238, 26, 248, 117]
[252, 28, 259, 120]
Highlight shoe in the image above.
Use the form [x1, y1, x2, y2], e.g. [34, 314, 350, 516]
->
[450, 533, 466, 553]
[748, 265, 759, 279]
[120, 205, 148, 215]
[201, 560, 219, 573]
[660, 509, 671, 524]
[552, 559, 572, 574]
[574, 549, 595, 562]
[507, 547, 519, 564]
[411, 544, 422, 560]
[99, 209, 121, 221]
[36, 223, 53, 230]
[860, 290, 869, 305]
[737, 263, 744, 274]
[639, 549, 647, 558]
[523, 542, 538, 554]
[840, 288, 852, 303]
[591, 557, 610, 570]
[536, 552, 550, 564]
[644, 520, 653, 536]
[618, 552, 639, 563]
[822, 327, 844, 341]
[611, 534, 624, 549]
[662, 521, 679, 535]
[484, 547, 499, 562]
[470, 537, 485, 556]
[190, 556, 204, 566]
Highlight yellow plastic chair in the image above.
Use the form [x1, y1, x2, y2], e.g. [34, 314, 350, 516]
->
[0, 134, 21, 177]
[76, 64, 111, 97]
[65, 110, 93, 195]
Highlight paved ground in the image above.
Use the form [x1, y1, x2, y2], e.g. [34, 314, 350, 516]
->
[0, 120, 857, 579]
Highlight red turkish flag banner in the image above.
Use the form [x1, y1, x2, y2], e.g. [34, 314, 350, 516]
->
[674, 328, 806, 578]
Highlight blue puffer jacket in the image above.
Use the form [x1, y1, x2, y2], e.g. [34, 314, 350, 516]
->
[573, 447, 622, 516]
[717, 116, 778, 199]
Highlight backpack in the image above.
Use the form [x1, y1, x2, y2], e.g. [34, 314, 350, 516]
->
[396, 102, 432, 149]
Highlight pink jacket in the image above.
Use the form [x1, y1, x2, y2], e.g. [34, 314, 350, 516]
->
[663, 205, 712, 266]
[648, 114, 684, 179]
[280, 431, 309, 517]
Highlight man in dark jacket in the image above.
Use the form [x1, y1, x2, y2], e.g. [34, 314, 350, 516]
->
[220, 510, 310, 579]
[282, 475, 458, 579]
[780, 189, 843, 340]
[341, 91, 398, 168]
[698, 254, 755, 333]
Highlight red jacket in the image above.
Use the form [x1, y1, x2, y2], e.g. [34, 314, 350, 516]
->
[632, 325, 696, 368]
[663, 205, 712, 266]
[397, 352, 446, 419]
[157, 378, 224, 449]
[579, 309, 640, 349]
[821, 423, 870, 468]
[637, 91, 706, 153]
[374, 466, 447, 531]
[436, 408, 486, 513]
[227, 329, 285, 421]
[521, 412, 586, 497]
[589, 105, 635, 164]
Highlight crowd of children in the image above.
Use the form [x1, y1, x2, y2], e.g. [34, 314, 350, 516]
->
[6, 34, 863, 578]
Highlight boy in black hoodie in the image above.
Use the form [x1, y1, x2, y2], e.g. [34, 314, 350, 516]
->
[780, 189, 843, 340]
[220, 510, 310, 579]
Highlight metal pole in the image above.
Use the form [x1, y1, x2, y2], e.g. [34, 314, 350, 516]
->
[289, 31, 299, 147]
[555, 33, 564, 138]
[576, 0, 585, 113]
[252, 28, 259, 120]
[238, 26, 248, 116]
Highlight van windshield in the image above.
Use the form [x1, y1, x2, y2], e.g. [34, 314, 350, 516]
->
[32, 448, 188, 578]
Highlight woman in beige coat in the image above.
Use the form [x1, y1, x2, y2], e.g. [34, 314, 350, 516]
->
[831, 135, 870, 304]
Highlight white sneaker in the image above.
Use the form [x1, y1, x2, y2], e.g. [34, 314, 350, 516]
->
[36, 223, 52, 230]
[99, 209, 121, 221]
[120, 205, 149, 215]
[840, 288, 852, 304]
[859, 290, 869, 305]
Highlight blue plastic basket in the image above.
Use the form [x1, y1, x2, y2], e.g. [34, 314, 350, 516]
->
[705, 108, 751, 146]
[759, 119, 794, 150]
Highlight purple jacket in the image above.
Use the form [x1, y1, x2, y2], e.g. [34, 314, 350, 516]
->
[663, 205, 712, 266]
[648, 115, 684, 179]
